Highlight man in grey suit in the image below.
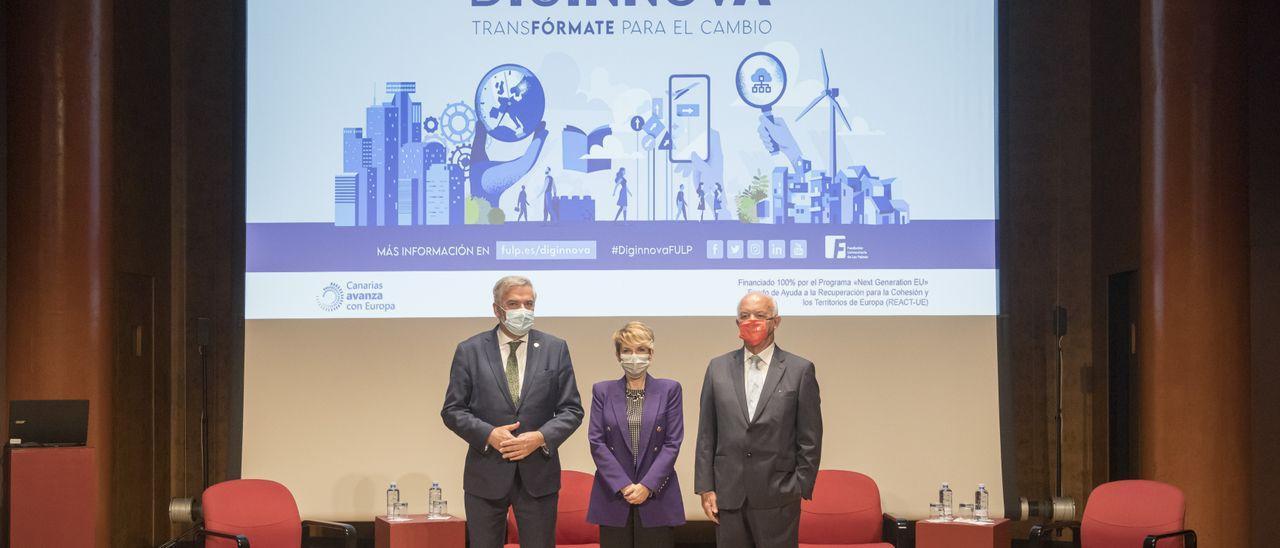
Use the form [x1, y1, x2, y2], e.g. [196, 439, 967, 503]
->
[441, 276, 584, 548]
[694, 291, 823, 547]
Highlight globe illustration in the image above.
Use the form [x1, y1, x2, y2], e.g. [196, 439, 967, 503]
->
[475, 64, 546, 143]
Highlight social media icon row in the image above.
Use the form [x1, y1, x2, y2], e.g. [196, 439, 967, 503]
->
[707, 239, 807, 260]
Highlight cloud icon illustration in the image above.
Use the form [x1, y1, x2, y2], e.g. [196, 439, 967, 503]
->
[752, 68, 773, 83]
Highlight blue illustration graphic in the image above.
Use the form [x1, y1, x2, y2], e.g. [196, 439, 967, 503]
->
[562, 124, 613, 173]
[675, 184, 688, 221]
[469, 118, 548, 208]
[556, 195, 596, 224]
[737, 52, 788, 154]
[440, 102, 477, 146]
[752, 50, 911, 225]
[476, 64, 546, 143]
[668, 75, 711, 164]
[516, 185, 530, 221]
[326, 51, 907, 229]
[612, 167, 632, 221]
[796, 50, 851, 184]
[471, 64, 550, 208]
[541, 167, 559, 222]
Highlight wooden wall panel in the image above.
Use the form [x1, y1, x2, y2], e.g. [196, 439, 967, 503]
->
[1140, 1, 1251, 544]
[4, 2, 115, 546]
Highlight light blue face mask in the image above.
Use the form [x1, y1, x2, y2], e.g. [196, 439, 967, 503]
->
[503, 307, 535, 336]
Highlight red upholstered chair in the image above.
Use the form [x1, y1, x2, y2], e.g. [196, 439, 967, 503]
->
[505, 470, 599, 548]
[1030, 480, 1197, 547]
[199, 479, 357, 548]
[799, 470, 911, 548]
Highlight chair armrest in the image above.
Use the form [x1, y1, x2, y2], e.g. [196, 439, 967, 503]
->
[1144, 529, 1197, 548]
[303, 519, 358, 548]
[196, 527, 250, 548]
[882, 513, 915, 548]
[1029, 522, 1081, 548]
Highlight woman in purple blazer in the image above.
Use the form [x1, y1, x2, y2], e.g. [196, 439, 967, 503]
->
[587, 321, 686, 547]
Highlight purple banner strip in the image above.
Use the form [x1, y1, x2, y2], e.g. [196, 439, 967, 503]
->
[246, 220, 995, 272]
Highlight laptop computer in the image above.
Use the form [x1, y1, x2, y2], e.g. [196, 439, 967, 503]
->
[8, 400, 89, 447]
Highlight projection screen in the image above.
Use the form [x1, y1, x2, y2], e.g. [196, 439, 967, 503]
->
[244, 0, 1000, 521]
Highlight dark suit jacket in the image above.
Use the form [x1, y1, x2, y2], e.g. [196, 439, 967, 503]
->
[586, 375, 686, 528]
[441, 327, 584, 499]
[693, 346, 822, 510]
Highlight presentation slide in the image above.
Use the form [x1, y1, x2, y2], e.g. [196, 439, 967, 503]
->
[245, 0, 996, 319]
[243, 0, 1002, 523]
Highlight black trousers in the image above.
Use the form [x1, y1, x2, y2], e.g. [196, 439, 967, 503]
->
[715, 498, 801, 548]
[464, 469, 559, 548]
[599, 505, 675, 548]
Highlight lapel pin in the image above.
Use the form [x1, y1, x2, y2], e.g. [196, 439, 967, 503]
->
[533, 342, 540, 348]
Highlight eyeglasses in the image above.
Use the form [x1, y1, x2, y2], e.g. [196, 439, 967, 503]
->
[737, 313, 777, 321]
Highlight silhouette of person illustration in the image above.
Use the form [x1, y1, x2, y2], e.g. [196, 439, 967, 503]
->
[713, 183, 724, 221]
[696, 182, 706, 221]
[541, 167, 558, 222]
[516, 185, 530, 222]
[676, 184, 688, 221]
[613, 167, 632, 222]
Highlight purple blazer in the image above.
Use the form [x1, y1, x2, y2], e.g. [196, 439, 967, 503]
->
[586, 375, 686, 528]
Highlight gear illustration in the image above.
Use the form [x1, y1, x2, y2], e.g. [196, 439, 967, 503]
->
[440, 102, 477, 145]
[449, 144, 473, 178]
[422, 116, 440, 135]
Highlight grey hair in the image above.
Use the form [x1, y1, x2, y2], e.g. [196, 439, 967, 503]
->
[739, 290, 779, 316]
[493, 275, 535, 304]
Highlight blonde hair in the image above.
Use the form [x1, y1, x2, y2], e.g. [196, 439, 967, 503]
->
[612, 321, 655, 355]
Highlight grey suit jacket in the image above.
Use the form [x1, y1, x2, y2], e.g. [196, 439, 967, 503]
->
[440, 327, 584, 499]
[693, 346, 822, 510]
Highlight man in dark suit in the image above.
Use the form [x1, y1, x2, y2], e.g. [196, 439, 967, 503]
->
[441, 276, 584, 548]
[694, 291, 823, 547]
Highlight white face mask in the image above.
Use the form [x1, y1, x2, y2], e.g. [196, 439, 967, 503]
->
[619, 353, 651, 378]
[502, 307, 535, 336]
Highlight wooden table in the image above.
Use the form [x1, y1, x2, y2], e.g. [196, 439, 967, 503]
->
[375, 514, 466, 548]
[916, 518, 1012, 548]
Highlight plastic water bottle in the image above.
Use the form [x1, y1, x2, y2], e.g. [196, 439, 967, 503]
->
[386, 482, 400, 517]
[939, 482, 954, 519]
[429, 482, 443, 517]
[975, 483, 990, 520]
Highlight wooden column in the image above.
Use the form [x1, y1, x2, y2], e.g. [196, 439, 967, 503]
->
[5, 1, 114, 546]
[1139, 1, 1249, 545]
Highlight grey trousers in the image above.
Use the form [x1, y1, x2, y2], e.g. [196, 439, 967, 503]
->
[464, 471, 559, 548]
[715, 499, 801, 548]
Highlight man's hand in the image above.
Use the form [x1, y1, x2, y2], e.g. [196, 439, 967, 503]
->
[621, 484, 651, 505]
[700, 491, 719, 523]
[487, 422, 520, 452]
[498, 430, 546, 461]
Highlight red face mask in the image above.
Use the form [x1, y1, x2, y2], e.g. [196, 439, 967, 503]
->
[738, 319, 771, 347]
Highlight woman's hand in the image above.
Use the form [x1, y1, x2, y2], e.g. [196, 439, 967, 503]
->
[621, 483, 651, 505]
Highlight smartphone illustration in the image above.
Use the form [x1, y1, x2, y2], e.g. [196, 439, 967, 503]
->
[668, 75, 711, 164]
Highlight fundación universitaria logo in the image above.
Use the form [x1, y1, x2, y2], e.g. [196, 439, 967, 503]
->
[316, 283, 345, 312]
[824, 235, 868, 260]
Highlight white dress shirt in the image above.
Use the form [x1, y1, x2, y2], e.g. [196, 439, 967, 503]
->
[744, 343, 775, 419]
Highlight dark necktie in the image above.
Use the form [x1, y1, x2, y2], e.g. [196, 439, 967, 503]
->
[506, 340, 523, 406]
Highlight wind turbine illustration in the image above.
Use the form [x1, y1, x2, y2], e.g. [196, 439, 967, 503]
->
[796, 49, 853, 181]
